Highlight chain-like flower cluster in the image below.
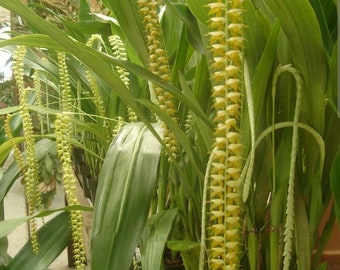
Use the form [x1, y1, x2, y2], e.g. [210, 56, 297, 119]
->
[54, 113, 86, 269]
[4, 115, 25, 171]
[109, 34, 138, 123]
[13, 45, 43, 254]
[137, 0, 179, 160]
[56, 53, 86, 269]
[57, 52, 72, 112]
[85, 35, 107, 118]
[85, 35, 114, 144]
[34, 70, 43, 129]
[206, 1, 245, 269]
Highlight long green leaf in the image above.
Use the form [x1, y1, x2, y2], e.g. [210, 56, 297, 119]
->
[243, 0, 270, 78]
[162, 1, 204, 54]
[0, 137, 25, 166]
[0, 205, 92, 239]
[6, 211, 71, 270]
[91, 122, 162, 270]
[102, 0, 149, 66]
[0, 201, 10, 268]
[309, 0, 335, 56]
[326, 40, 338, 112]
[250, 19, 280, 136]
[0, 106, 21, 116]
[141, 209, 178, 270]
[0, 33, 212, 130]
[330, 152, 340, 222]
[138, 99, 204, 175]
[179, 73, 212, 150]
[263, 0, 326, 132]
[0, 139, 57, 202]
[264, 0, 328, 244]
[294, 183, 311, 270]
[0, 0, 159, 142]
[167, 239, 200, 270]
[185, 0, 209, 26]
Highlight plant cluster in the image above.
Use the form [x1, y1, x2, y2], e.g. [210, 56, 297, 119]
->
[0, 0, 339, 270]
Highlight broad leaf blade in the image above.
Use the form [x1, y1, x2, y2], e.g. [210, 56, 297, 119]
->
[141, 209, 178, 270]
[185, 0, 209, 26]
[167, 239, 200, 270]
[91, 122, 162, 270]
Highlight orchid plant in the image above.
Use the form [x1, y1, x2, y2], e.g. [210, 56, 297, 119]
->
[0, 0, 338, 270]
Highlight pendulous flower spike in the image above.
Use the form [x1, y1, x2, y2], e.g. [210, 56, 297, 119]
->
[204, 0, 245, 269]
[13, 45, 43, 254]
[54, 113, 86, 270]
[137, 0, 179, 160]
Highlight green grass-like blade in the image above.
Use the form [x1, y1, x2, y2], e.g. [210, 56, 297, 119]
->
[0, 33, 212, 131]
[264, 0, 328, 248]
[0, 0, 151, 127]
[0, 139, 57, 202]
[162, 1, 204, 54]
[309, 0, 335, 56]
[0, 205, 92, 239]
[330, 152, 340, 222]
[294, 184, 311, 270]
[0, 202, 10, 268]
[138, 99, 204, 175]
[264, 0, 326, 132]
[6, 211, 71, 270]
[250, 19, 280, 135]
[102, 0, 149, 66]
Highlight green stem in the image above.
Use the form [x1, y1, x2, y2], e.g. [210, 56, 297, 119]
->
[269, 225, 280, 270]
[242, 60, 256, 202]
[247, 227, 258, 270]
[199, 150, 214, 270]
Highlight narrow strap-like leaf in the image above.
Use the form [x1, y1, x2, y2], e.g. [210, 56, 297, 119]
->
[6, 211, 72, 270]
